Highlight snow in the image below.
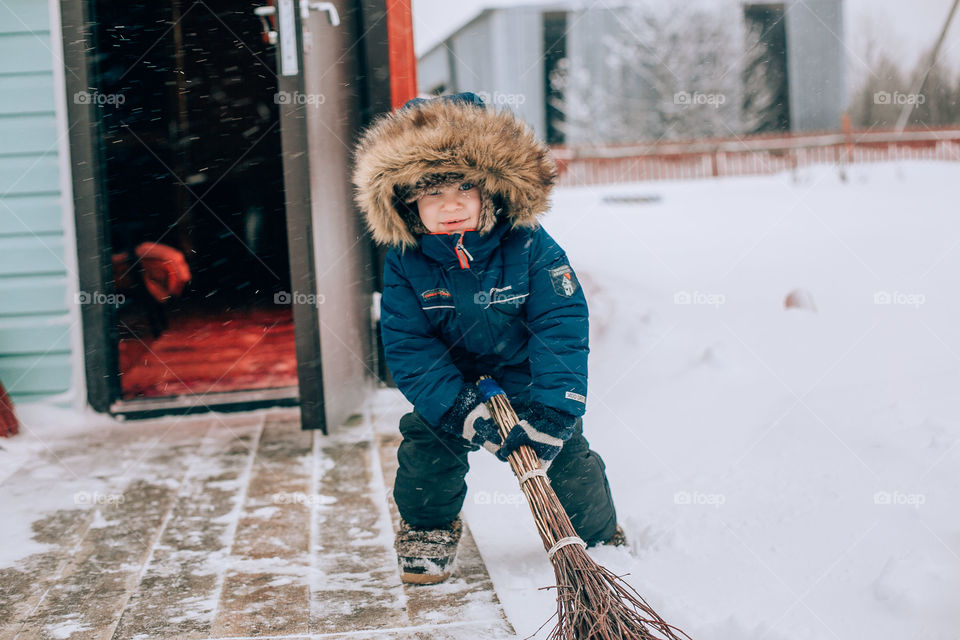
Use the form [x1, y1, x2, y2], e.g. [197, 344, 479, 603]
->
[46, 618, 93, 639]
[463, 160, 960, 639]
[0, 403, 118, 486]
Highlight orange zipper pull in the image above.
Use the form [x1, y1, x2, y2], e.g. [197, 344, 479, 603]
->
[454, 233, 472, 269]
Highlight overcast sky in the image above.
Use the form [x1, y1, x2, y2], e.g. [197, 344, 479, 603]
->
[412, 0, 960, 71]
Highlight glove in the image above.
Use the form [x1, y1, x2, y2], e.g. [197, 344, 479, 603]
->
[496, 401, 577, 467]
[437, 382, 503, 455]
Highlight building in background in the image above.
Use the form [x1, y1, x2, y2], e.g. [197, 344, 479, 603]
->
[418, 0, 846, 144]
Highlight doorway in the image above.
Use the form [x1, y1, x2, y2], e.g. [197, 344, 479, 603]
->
[90, 1, 299, 402]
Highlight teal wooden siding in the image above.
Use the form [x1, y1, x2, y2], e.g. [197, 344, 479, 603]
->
[0, 0, 74, 403]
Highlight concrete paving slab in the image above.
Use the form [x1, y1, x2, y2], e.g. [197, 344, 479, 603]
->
[0, 403, 515, 639]
[112, 419, 263, 640]
[210, 416, 312, 637]
[308, 417, 408, 635]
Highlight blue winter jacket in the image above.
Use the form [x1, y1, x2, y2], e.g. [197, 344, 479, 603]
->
[380, 218, 588, 428]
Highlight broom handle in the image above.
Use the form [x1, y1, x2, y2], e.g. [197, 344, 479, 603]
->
[478, 376, 580, 551]
[478, 376, 540, 478]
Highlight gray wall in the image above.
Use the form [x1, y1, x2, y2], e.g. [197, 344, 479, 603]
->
[448, 12, 495, 96]
[418, 45, 450, 94]
[786, 0, 847, 132]
[487, 7, 545, 138]
[417, 7, 547, 139]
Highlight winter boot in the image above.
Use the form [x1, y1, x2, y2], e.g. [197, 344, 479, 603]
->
[394, 517, 462, 584]
[604, 524, 628, 547]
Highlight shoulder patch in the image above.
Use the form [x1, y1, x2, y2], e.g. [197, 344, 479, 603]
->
[548, 264, 579, 298]
[421, 288, 452, 301]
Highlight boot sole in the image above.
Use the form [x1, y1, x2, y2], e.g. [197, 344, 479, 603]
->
[400, 570, 452, 585]
[397, 554, 455, 584]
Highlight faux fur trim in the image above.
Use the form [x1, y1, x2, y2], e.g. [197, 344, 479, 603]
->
[352, 98, 558, 248]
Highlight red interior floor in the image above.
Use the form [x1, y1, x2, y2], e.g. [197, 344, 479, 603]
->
[118, 306, 297, 399]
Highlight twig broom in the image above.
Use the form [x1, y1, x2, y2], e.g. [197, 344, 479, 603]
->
[479, 376, 691, 640]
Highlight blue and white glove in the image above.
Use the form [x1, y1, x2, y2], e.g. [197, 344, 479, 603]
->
[437, 381, 504, 454]
[496, 402, 577, 467]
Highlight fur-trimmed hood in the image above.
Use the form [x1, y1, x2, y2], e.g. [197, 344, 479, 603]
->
[352, 94, 558, 249]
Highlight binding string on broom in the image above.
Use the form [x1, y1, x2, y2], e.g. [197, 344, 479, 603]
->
[546, 537, 588, 559]
[517, 468, 549, 485]
[478, 375, 692, 640]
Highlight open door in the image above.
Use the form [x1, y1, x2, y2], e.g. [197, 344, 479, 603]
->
[262, 0, 376, 431]
[62, 0, 383, 430]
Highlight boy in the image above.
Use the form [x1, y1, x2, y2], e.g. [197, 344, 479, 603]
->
[353, 93, 621, 584]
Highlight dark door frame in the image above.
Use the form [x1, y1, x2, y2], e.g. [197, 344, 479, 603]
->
[59, 0, 326, 430]
[276, 6, 326, 432]
[61, 0, 118, 414]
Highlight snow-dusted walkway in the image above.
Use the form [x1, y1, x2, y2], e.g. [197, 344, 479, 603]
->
[0, 402, 513, 639]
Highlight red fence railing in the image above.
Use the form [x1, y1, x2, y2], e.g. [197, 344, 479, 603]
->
[551, 128, 960, 186]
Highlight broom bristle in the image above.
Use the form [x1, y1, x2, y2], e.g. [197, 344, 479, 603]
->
[480, 376, 691, 640]
[548, 543, 691, 640]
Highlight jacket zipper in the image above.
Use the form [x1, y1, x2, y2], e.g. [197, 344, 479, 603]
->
[454, 233, 473, 269]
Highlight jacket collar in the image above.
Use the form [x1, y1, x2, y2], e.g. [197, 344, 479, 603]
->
[418, 217, 511, 269]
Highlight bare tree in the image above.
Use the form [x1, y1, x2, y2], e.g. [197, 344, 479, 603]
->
[849, 53, 909, 128]
[848, 17, 960, 129]
[849, 50, 960, 129]
[906, 52, 960, 126]
[552, 2, 742, 144]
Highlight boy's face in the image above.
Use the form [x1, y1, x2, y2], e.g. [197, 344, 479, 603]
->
[416, 182, 481, 234]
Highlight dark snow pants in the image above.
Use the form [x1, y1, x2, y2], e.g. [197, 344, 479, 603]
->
[393, 411, 618, 546]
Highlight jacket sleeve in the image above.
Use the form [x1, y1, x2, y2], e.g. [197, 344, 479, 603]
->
[380, 249, 465, 427]
[523, 227, 589, 417]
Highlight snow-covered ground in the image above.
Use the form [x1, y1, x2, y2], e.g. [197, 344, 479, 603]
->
[463, 161, 960, 639]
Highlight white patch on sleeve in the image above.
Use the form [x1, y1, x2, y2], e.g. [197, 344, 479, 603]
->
[565, 391, 586, 404]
